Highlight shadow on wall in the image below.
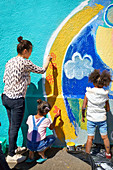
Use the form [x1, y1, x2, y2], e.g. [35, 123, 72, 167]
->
[21, 64, 66, 147]
[93, 111, 113, 145]
[46, 62, 66, 146]
[21, 78, 51, 146]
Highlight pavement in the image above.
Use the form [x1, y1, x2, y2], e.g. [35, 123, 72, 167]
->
[8, 147, 91, 170]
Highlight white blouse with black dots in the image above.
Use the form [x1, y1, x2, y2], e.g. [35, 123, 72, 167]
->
[3, 56, 46, 99]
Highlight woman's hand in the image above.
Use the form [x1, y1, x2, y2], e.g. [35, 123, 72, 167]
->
[47, 54, 52, 62]
[43, 54, 52, 70]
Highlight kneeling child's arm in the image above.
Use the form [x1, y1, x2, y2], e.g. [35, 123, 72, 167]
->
[49, 109, 61, 130]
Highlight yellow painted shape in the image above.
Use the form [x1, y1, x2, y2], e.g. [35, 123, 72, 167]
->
[96, 26, 113, 91]
[47, 96, 76, 142]
[46, 4, 104, 142]
[79, 99, 87, 130]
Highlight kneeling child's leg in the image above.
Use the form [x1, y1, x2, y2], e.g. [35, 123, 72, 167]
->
[29, 151, 34, 159]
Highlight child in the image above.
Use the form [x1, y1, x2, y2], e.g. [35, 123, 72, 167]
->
[1, 36, 52, 163]
[26, 99, 61, 163]
[82, 69, 112, 159]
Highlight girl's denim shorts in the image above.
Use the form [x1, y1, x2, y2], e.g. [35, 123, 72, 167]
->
[87, 120, 107, 136]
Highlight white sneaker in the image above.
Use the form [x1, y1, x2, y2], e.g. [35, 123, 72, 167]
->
[15, 147, 27, 154]
[6, 154, 26, 163]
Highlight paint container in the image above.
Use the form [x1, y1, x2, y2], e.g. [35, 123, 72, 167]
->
[67, 142, 76, 151]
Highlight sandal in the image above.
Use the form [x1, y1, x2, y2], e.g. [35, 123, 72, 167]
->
[36, 157, 47, 163]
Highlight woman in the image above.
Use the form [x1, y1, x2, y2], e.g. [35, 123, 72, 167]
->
[1, 36, 52, 163]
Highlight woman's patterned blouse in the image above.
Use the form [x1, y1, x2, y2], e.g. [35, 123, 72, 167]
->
[3, 56, 46, 99]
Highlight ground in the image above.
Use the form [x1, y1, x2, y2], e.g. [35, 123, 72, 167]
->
[8, 147, 91, 170]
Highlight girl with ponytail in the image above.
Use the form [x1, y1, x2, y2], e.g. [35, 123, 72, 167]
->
[26, 99, 61, 163]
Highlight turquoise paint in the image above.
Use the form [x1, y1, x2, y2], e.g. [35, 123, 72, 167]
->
[0, 0, 84, 145]
[0, 0, 84, 90]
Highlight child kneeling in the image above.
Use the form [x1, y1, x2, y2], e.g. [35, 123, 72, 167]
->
[26, 99, 61, 163]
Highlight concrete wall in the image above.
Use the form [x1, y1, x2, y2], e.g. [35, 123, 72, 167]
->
[0, 0, 113, 147]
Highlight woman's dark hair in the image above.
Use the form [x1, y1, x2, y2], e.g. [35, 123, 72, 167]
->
[89, 69, 112, 87]
[17, 36, 32, 54]
[37, 99, 51, 116]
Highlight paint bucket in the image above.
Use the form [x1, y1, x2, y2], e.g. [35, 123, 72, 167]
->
[67, 142, 75, 151]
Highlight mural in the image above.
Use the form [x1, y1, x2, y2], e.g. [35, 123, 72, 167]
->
[44, 0, 113, 146]
[0, 0, 113, 147]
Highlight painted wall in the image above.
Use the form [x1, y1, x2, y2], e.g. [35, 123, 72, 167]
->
[0, 0, 113, 147]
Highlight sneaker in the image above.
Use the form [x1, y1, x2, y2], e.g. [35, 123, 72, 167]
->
[6, 154, 26, 163]
[15, 147, 27, 154]
[105, 152, 112, 159]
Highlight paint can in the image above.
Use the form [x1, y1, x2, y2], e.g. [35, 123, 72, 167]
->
[67, 142, 76, 151]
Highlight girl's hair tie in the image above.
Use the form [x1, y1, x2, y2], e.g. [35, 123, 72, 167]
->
[45, 107, 50, 111]
[44, 106, 50, 113]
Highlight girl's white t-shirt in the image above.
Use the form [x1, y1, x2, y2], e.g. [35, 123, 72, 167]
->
[26, 115, 51, 142]
[86, 87, 109, 122]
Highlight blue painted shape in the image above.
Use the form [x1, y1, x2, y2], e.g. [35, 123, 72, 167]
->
[63, 26, 111, 99]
